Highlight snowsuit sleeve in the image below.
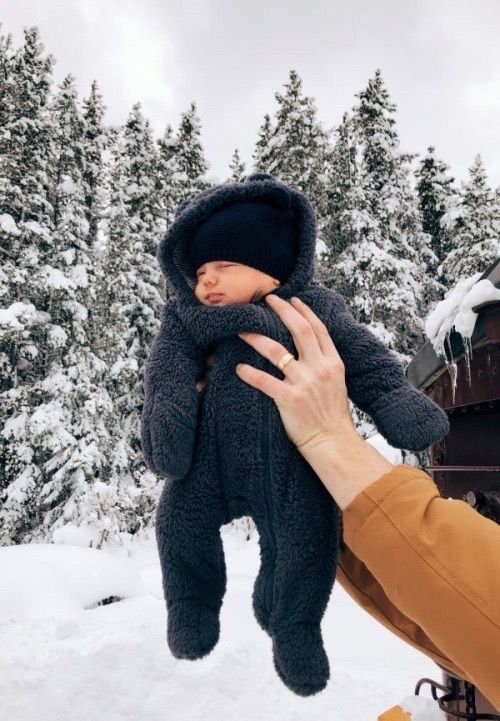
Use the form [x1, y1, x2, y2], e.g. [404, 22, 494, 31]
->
[140, 300, 205, 479]
[323, 289, 449, 451]
[336, 464, 500, 710]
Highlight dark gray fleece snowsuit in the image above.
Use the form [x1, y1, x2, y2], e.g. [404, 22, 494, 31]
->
[140, 172, 450, 697]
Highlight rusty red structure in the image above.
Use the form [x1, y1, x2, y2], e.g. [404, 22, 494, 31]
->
[406, 258, 500, 720]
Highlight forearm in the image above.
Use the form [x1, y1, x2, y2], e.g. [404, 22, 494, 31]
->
[299, 424, 393, 511]
[301, 429, 500, 707]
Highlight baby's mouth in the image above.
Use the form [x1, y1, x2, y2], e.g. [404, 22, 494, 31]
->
[206, 293, 224, 302]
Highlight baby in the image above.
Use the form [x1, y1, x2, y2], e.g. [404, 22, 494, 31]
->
[141, 172, 450, 697]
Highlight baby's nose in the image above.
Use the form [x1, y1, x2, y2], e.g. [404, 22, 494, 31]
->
[203, 273, 218, 285]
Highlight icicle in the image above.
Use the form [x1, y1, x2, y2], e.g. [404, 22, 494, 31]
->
[462, 334, 473, 387]
[449, 359, 458, 404]
[444, 331, 458, 404]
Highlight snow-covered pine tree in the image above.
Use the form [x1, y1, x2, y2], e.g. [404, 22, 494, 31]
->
[317, 112, 365, 288]
[81, 80, 109, 248]
[1, 69, 124, 547]
[0, 24, 15, 309]
[0, 26, 54, 315]
[228, 148, 246, 182]
[253, 113, 273, 172]
[0, 23, 14, 150]
[81, 80, 114, 355]
[251, 69, 332, 218]
[0, 27, 60, 543]
[156, 123, 180, 238]
[94, 104, 167, 540]
[94, 125, 132, 372]
[0, 26, 54, 230]
[320, 70, 441, 362]
[495, 186, 500, 230]
[173, 101, 211, 194]
[159, 102, 212, 296]
[415, 146, 456, 286]
[32, 73, 126, 547]
[440, 154, 500, 288]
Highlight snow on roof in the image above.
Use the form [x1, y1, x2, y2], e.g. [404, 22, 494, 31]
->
[421, 265, 500, 400]
[425, 272, 500, 360]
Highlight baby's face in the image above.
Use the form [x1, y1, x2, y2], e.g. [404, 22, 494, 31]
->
[194, 260, 280, 306]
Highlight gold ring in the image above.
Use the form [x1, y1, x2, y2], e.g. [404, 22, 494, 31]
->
[277, 352, 295, 371]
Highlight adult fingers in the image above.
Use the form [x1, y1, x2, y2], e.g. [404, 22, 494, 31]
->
[237, 330, 303, 383]
[263, 294, 322, 364]
[288, 297, 345, 369]
[235, 359, 291, 404]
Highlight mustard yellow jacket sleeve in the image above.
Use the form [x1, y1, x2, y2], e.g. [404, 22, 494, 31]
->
[336, 464, 500, 710]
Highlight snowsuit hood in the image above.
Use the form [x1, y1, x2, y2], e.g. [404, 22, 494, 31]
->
[157, 173, 320, 345]
[158, 172, 317, 301]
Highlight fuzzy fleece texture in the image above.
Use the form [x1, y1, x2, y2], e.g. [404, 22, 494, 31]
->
[140, 172, 450, 697]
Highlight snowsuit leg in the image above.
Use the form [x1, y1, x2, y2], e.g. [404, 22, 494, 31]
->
[155, 459, 229, 661]
[256, 456, 339, 696]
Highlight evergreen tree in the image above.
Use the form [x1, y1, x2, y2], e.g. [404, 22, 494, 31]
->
[253, 113, 273, 172]
[320, 70, 440, 362]
[0, 26, 55, 308]
[319, 113, 359, 260]
[81, 80, 109, 247]
[156, 123, 180, 235]
[1, 74, 117, 545]
[415, 146, 456, 274]
[94, 148, 159, 543]
[174, 101, 211, 195]
[251, 69, 332, 217]
[96, 106, 166, 536]
[0, 24, 14, 137]
[440, 154, 500, 287]
[117, 107, 162, 433]
[0, 27, 58, 542]
[0, 26, 54, 228]
[0, 23, 15, 309]
[159, 102, 211, 295]
[228, 148, 246, 182]
[81, 80, 113, 355]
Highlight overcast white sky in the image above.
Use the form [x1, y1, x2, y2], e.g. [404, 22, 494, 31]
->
[3, 0, 500, 186]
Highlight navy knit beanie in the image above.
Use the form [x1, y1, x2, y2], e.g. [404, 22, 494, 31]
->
[188, 191, 297, 283]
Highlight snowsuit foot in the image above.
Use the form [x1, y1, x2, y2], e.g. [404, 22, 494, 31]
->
[167, 599, 220, 660]
[272, 623, 330, 696]
[251, 455, 339, 693]
[155, 461, 228, 661]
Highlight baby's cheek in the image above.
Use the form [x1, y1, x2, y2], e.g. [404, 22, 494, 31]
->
[194, 285, 204, 304]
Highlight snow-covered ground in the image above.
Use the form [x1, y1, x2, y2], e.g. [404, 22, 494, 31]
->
[0, 437, 445, 721]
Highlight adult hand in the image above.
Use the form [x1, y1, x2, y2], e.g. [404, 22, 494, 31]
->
[235, 294, 356, 454]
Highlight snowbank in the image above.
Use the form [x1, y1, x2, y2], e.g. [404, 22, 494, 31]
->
[0, 543, 147, 618]
[0, 532, 441, 721]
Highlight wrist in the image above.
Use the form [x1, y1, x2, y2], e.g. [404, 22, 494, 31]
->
[298, 426, 394, 511]
[296, 419, 360, 456]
